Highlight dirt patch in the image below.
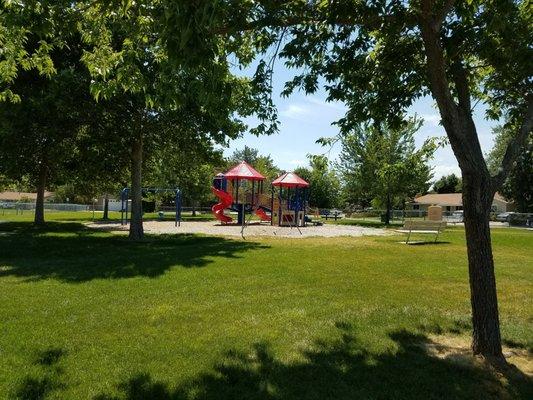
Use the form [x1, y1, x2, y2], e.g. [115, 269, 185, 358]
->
[423, 335, 532, 375]
[87, 220, 390, 239]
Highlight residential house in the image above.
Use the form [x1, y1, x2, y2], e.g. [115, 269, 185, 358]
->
[408, 192, 514, 213]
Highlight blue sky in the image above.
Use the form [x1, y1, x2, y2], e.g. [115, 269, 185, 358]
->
[224, 64, 497, 180]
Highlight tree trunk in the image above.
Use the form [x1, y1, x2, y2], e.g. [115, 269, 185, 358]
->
[102, 193, 109, 220]
[129, 137, 144, 240]
[34, 162, 47, 225]
[462, 172, 503, 359]
[192, 202, 197, 217]
[419, 14, 505, 360]
[384, 192, 391, 225]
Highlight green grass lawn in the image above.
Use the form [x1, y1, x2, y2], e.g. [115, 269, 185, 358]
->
[0, 209, 215, 223]
[0, 217, 531, 399]
[324, 217, 404, 228]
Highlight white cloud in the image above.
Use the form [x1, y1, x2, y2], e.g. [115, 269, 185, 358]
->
[280, 97, 347, 122]
[289, 159, 305, 165]
[280, 104, 310, 119]
[432, 164, 461, 180]
[420, 113, 441, 126]
[306, 96, 346, 111]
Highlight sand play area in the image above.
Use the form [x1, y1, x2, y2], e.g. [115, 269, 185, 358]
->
[88, 220, 389, 238]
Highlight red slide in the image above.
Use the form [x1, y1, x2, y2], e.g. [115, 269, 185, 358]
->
[211, 187, 233, 223]
[255, 207, 271, 222]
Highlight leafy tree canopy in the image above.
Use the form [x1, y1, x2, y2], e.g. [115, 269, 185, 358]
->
[337, 120, 436, 219]
[294, 154, 340, 209]
[433, 173, 462, 194]
[0, 29, 98, 222]
[229, 146, 281, 181]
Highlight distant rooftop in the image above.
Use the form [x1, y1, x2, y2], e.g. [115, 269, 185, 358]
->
[0, 191, 54, 201]
[413, 192, 510, 206]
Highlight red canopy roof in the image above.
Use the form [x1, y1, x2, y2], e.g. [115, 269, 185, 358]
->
[223, 161, 265, 181]
[272, 172, 309, 188]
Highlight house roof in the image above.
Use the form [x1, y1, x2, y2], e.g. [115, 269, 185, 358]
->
[223, 161, 265, 181]
[272, 172, 309, 188]
[0, 191, 54, 201]
[413, 192, 511, 206]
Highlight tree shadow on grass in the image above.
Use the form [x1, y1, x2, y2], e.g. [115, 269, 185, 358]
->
[403, 241, 452, 246]
[0, 222, 267, 282]
[94, 323, 532, 400]
[14, 348, 67, 400]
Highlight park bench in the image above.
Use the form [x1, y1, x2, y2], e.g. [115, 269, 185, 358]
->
[305, 215, 323, 226]
[395, 220, 447, 244]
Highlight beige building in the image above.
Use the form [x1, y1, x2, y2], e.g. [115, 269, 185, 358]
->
[409, 193, 514, 213]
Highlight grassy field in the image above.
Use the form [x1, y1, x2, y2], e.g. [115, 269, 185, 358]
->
[0, 209, 215, 223]
[0, 215, 531, 399]
[324, 217, 404, 228]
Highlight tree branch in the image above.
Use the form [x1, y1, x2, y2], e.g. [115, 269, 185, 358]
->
[214, 5, 414, 35]
[452, 61, 472, 112]
[434, 0, 456, 30]
[418, 0, 486, 174]
[418, 3, 461, 140]
[491, 96, 533, 192]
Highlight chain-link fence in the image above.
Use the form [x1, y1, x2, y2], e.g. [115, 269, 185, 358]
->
[0, 202, 214, 216]
[343, 209, 533, 227]
[0, 202, 92, 214]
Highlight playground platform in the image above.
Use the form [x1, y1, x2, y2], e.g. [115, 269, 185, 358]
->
[88, 220, 389, 238]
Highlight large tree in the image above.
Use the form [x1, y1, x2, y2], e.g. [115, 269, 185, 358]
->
[337, 121, 435, 223]
[176, 0, 532, 359]
[77, 1, 274, 240]
[0, 32, 96, 224]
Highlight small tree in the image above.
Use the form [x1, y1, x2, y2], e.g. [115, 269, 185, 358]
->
[338, 121, 436, 224]
[145, 141, 224, 215]
[487, 125, 533, 213]
[433, 174, 462, 194]
[230, 146, 261, 165]
[294, 155, 340, 209]
[230, 146, 280, 181]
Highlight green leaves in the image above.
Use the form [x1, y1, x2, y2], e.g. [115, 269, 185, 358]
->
[294, 155, 341, 209]
[337, 120, 436, 208]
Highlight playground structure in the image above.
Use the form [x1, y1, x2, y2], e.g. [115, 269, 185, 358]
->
[212, 162, 271, 225]
[120, 187, 182, 227]
[211, 162, 309, 229]
[271, 172, 309, 227]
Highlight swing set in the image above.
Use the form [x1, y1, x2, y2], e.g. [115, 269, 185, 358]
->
[120, 187, 182, 227]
